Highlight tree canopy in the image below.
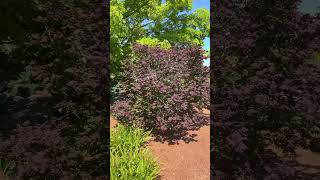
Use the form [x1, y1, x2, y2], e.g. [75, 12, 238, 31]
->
[110, 0, 210, 78]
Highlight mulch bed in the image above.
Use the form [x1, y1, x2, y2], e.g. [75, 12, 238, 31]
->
[110, 109, 210, 180]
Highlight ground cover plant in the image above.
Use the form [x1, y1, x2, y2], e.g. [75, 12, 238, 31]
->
[110, 123, 160, 180]
[211, 0, 320, 179]
[112, 44, 209, 143]
[0, 0, 108, 178]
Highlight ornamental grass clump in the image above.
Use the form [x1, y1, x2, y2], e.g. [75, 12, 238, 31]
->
[110, 124, 160, 180]
[111, 44, 209, 140]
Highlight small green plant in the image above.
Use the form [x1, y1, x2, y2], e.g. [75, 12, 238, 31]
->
[0, 158, 15, 179]
[6, 71, 41, 98]
[110, 124, 160, 180]
[306, 52, 320, 65]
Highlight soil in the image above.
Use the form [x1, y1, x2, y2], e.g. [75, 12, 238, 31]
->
[269, 144, 320, 174]
[110, 109, 210, 180]
[147, 125, 210, 180]
[110, 116, 118, 128]
[111, 109, 320, 178]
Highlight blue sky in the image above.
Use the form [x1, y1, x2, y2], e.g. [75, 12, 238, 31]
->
[192, 1, 210, 67]
[158, 1, 210, 66]
[298, 0, 320, 14]
[192, 0, 210, 11]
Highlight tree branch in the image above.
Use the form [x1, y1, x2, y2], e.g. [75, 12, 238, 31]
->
[122, 1, 150, 20]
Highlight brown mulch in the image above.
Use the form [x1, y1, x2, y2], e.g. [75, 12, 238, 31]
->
[110, 109, 210, 180]
[269, 144, 320, 174]
[110, 116, 118, 128]
[148, 126, 210, 180]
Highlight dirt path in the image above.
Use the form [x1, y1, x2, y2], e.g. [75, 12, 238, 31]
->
[111, 109, 210, 180]
[147, 109, 210, 180]
[269, 144, 320, 174]
[147, 126, 210, 180]
[110, 116, 118, 128]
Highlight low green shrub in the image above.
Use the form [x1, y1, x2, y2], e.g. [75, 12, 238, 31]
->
[110, 124, 160, 180]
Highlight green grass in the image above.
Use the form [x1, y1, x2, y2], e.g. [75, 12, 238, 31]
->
[0, 158, 15, 179]
[110, 124, 160, 180]
[307, 52, 320, 65]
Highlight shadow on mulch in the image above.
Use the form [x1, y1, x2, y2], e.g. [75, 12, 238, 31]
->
[111, 110, 210, 145]
[151, 121, 209, 145]
[153, 132, 199, 145]
[156, 174, 164, 180]
[278, 157, 320, 178]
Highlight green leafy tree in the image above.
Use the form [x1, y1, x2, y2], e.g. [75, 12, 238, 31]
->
[136, 37, 171, 49]
[110, 0, 209, 80]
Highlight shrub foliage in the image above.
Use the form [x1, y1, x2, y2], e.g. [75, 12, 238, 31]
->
[0, 0, 108, 178]
[211, 0, 320, 179]
[112, 44, 209, 141]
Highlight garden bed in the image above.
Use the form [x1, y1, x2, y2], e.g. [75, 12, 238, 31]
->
[110, 109, 210, 180]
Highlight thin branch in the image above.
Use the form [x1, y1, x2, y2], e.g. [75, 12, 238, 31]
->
[140, 21, 154, 28]
[122, 1, 150, 20]
[0, 40, 15, 44]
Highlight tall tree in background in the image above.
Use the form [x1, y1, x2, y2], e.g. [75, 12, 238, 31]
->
[110, 0, 209, 81]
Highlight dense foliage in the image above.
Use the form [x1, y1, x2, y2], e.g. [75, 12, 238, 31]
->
[0, 0, 108, 178]
[136, 37, 171, 49]
[112, 44, 209, 142]
[211, 0, 320, 179]
[110, 124, 159, 180]
[110, 0, 209, 81]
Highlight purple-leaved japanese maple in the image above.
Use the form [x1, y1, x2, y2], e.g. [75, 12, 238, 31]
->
[112, 44, 209, 142]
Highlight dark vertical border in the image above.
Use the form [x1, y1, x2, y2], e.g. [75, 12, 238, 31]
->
[210, 0, 320, 179]
[0, 0, 110, 178]
[210, 0, 220, 179]
[210, 0, 213, 179]
[106, 0, 111, 177]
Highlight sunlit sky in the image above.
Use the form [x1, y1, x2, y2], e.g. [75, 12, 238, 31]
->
[299, 0, 320, 14]
[192, 1, 210, 67]
[159, 0, 210, 66]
